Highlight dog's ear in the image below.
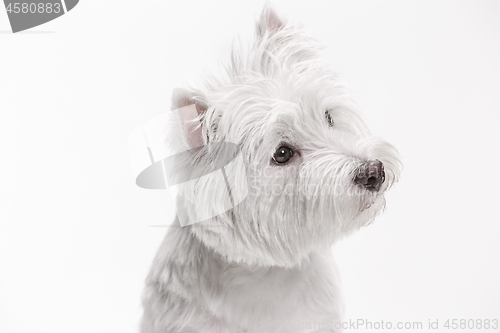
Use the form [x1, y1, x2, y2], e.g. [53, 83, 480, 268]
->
[171, 88, 208, 149]
[256, 5, 285, 37]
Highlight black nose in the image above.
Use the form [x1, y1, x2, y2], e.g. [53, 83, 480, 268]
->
[354, 159, 385, 192]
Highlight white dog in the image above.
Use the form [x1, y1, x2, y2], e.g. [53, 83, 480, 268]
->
[141, 5, 402, 333]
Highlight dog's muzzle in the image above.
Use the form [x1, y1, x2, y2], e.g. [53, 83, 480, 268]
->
[354, 159, 385, 192]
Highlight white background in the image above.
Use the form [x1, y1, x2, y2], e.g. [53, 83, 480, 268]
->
[1, 1, 499, 332]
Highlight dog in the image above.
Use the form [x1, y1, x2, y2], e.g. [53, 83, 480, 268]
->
[141, 5, 402, 333]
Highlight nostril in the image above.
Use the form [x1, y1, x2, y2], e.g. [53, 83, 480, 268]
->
[367, 176, 378, 185]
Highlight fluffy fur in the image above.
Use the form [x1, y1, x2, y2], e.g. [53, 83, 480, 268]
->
[141, 5, 402, 333]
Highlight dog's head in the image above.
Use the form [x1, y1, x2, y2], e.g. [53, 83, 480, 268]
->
[167, 6, 402, 267]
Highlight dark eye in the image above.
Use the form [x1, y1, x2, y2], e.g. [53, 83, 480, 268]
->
[325, 110, 334, 127]
[272, 146, 293, 164]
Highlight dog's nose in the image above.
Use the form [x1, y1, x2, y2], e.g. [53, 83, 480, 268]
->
[354, 159, 385, 192]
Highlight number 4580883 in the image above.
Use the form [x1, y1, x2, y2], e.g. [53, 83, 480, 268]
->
[444, 319, 498, 330]
[6, 2, 61, 14]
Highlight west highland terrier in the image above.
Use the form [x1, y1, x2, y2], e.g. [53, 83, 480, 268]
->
[141, 5, 402, 333]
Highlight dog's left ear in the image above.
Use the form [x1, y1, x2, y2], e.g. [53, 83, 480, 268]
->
[171, 88, 208, 149]
[256, 5, 286, 37]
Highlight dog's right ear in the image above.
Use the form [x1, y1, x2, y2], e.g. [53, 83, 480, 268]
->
[256, 5, 286, 37]
[171, 88, 209, 149]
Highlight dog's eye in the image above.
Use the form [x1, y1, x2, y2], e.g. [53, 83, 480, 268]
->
[325, 110, 334, 127]
[272, 146, 293, 164]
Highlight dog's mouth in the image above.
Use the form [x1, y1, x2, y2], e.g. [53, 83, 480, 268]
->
[358, 193, 385, 215]
[362, 201, 373, 211]
[357, 185, 386, 213]
[358, 200, 374, 213]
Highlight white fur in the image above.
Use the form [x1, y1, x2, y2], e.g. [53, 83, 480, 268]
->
[141, 5, 402, 333]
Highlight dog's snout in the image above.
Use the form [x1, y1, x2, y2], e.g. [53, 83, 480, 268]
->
[354, 159, 385, 192]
